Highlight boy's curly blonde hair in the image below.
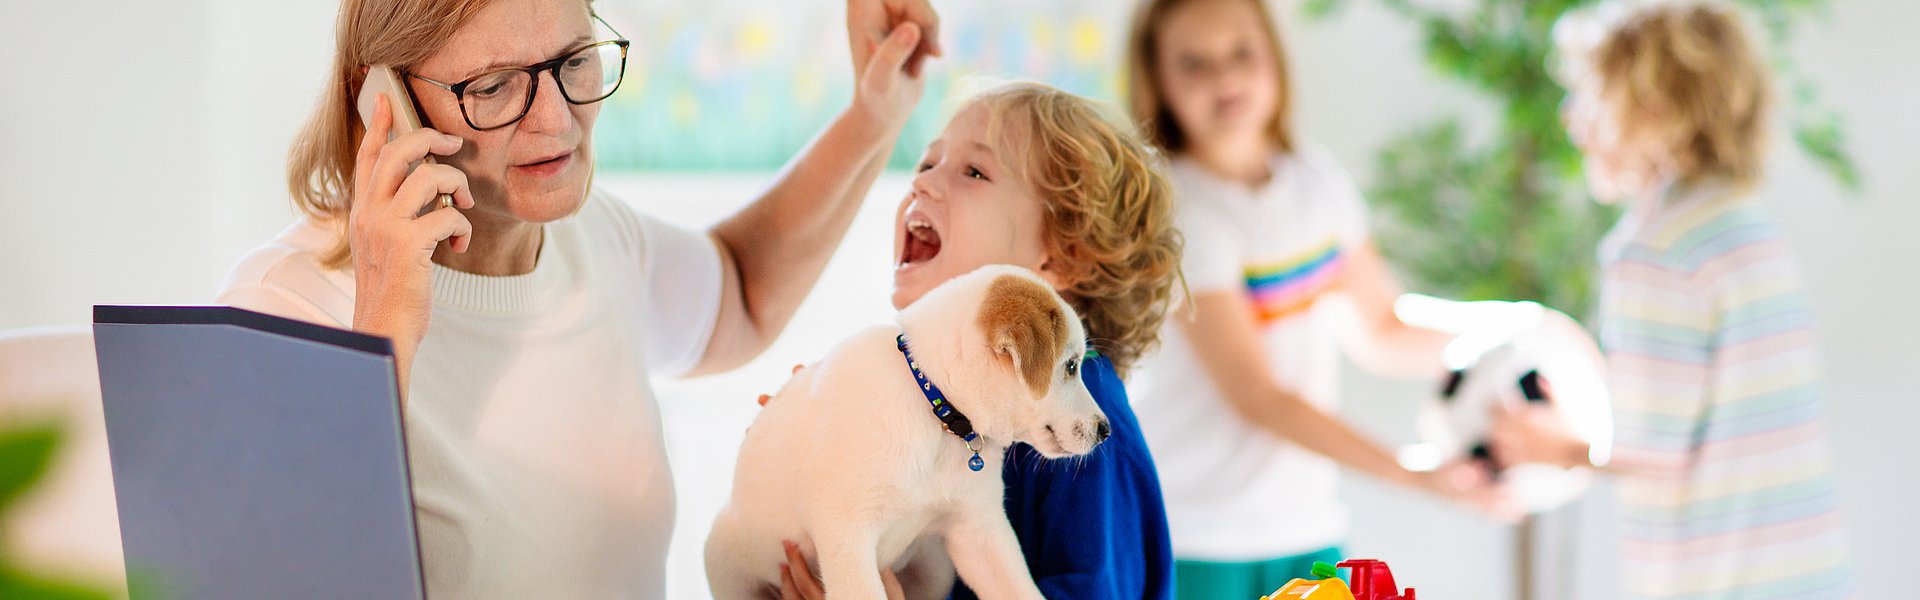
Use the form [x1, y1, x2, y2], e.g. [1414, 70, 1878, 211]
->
[959, 82, 1184, 377]
[1557, 0, 1772, 188]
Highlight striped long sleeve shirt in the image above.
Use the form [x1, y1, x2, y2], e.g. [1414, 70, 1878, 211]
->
[1597, 181, 1858, 600]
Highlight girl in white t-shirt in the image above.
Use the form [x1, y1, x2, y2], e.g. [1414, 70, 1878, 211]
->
[1121, 0, 1532, 596]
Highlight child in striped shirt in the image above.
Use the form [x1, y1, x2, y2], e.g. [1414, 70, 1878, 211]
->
[1490, 2, 1859, 599]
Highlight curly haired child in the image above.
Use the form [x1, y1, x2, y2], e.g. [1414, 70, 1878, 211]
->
[777, 81, 1182, 600]
[1490, 2, 1860, 599]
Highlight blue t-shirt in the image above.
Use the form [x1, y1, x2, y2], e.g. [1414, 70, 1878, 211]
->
[950, 354, 1174, 600]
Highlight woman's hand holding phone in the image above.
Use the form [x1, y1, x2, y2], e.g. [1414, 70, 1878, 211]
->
[349, 92, 475, 394]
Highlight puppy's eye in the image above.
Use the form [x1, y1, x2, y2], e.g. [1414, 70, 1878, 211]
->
[1065, 359, 1078, 377]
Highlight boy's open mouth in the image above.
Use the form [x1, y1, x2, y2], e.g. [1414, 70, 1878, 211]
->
[902, 217, 942, 266]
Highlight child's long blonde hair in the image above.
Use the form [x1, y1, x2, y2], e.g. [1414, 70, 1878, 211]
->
[1557, 0, 1772, 188]
[961, 83, 1184, 376]
[1125, 0, 1296, 155]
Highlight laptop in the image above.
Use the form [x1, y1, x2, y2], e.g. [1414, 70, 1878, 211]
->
[93, 305, 426, 600]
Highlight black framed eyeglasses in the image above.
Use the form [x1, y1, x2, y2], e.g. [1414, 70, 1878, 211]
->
[406, 15, 630, 131]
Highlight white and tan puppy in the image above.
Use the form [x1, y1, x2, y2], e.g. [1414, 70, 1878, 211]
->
[705, 265, 1111, 600]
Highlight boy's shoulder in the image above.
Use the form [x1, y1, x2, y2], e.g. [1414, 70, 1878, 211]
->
[1008, 353, 1153, 475]
[1614, 187, 1809, 311]
[1080, 354, 1155, 464]
[1082, 354, 1128, 414]
[1625, 186, 1790, 274]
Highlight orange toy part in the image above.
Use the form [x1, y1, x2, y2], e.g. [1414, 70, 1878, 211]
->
[1262, 576, 1353, 600]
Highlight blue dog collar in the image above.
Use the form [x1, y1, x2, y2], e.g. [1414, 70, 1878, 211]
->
[897, 333, 985, 472]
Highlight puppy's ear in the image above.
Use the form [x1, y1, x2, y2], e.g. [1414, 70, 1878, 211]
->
[977, 273, 1068, 399]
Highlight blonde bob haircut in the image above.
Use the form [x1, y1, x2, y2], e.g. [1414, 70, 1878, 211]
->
[957, 82, 1184, 376]
[1125, 0, 1296, 155]
[287, 0, 593, 269]
[1556, 0, 1773, 188]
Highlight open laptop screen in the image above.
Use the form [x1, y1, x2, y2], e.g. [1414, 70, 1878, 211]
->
[93, 306, 425, 600]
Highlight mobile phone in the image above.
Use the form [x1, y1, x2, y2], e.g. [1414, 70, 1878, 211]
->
[359, 66, 429, 142]
[357, 66, 455, 213]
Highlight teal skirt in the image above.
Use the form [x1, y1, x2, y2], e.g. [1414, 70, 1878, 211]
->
[1173, 547, 1345, 600]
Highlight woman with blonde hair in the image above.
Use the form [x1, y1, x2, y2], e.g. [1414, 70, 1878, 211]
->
[1491, 2, 1859, 599]
[217, 0, 936, 596]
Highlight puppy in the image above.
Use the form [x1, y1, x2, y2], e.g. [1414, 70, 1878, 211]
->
[705, 265, 1111, 600]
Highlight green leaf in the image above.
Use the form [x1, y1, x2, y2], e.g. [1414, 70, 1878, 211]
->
[1796, 116, 1863, 193]
[0, 568, 114, 600]
[1313, 0, 1850, 318]
[0, 423, 61, 512]
[1301, 0, 1351, 20]
[0, 423, 115, 600]
[1421, 19, 1474, 79]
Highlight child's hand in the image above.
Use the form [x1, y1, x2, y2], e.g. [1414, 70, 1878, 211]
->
[1487, 379, 1592, 470]
[851, 22, 928, 134]
[1420, 460, 1522, 523]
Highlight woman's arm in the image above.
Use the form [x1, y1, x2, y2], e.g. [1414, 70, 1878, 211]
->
[1327, 243, 1457, 378]
[1181, 290, 1473, 501]
[685, 23, 926, 376]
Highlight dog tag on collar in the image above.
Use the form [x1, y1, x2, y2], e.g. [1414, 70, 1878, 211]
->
[899, 332, 990, 473]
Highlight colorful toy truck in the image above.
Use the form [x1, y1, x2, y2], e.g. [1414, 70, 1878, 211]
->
[1261, 559, 1416, 600]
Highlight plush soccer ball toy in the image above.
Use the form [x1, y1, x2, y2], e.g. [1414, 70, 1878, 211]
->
[1409, 328, 1613, 513]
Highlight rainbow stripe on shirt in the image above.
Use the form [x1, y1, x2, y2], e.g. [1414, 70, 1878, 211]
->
[1601, 193, 1858, 600]
[1244, 237, 1345, 326]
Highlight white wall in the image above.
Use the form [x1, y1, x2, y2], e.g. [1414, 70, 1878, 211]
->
[2, 1, 1914, 599]
[0, 0, 335, 329]
[1, 2, 214, 326]
[1758, 3, 1920, 596]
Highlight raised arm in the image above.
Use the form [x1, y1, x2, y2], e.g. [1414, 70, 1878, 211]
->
[686, 21, 927, 377]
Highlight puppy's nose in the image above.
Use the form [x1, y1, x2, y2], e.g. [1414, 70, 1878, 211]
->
[1094, 418, 1111, 443]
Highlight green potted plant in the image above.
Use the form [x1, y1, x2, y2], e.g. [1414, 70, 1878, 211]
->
[1305, 0, 1858, 319]
[0, 423, 115, 600]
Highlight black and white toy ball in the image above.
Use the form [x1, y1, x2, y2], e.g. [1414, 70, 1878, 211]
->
[1406, 329, 1613, 513]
